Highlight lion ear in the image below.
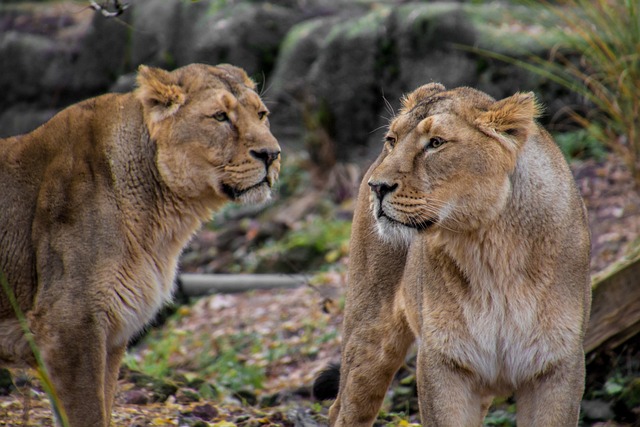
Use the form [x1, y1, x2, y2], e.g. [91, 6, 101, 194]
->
[475, 92, 542, 151]
[400, 82, 446, 113]
[216, 64, 256, 90]
[135, 65, 186, 123]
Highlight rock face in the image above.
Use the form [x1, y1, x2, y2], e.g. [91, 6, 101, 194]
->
[0, 1, 577, 162]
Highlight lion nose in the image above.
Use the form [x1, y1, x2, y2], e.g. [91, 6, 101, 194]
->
[250, 149, 280, 168]
[368, 181, 398, 200]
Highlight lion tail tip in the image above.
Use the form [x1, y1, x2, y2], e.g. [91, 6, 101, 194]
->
[312, 362, 340, 401]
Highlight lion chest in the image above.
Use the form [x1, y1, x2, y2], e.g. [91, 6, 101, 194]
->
[422, 280, 562, 389]
[410, 239, 570, 391]
[107, 246, 181, 346]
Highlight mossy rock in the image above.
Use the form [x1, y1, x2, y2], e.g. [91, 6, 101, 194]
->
[127, 371, 179, 403]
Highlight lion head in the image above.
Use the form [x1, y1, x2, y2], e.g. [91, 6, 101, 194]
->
[368, 83, 541, 244]
[135, 63, 280, 206]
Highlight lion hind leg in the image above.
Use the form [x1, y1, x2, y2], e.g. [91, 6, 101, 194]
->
[0, 319, 35, 367]
[104, 343, 126, 424]
[31, 313, 109, 427]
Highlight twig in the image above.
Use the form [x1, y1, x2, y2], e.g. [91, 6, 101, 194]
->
[89, 0, 129, 18]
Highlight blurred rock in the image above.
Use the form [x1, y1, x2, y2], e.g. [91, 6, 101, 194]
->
[0, 0, 584, 160]
[129, 0, 182, 68]
[123, 389, 150, 405]
[0, 368, 13, 396]
[581, 399, 615, 422]
[0, 106, 55, 138]
[175, 388, 201, 404]
[0, 31, 59, 108]
[190, 403, 218, 421]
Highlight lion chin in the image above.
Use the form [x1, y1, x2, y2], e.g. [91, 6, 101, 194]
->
[222, 179, 274, 205]
[373, 210, 416, 247]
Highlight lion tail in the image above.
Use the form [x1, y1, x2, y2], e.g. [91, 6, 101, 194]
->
[312, 362, 340, 401]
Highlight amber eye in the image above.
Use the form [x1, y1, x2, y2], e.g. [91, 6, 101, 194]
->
[258, 111, 268, 120]
[385, 135, 397, 148]
[427, 137, 445, 149]
[211, 111, 229, 122]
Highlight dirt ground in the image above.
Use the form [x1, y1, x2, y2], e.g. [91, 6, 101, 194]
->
[1, 155, 639, 426]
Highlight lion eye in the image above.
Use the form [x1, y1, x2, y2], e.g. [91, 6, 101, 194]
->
[211, 111, 229, 122]
[385, 135, 397, 148]
[258, 111, 268, 120]
[427, 137, 446, 149]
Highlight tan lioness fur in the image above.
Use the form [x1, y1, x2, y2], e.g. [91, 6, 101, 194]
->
[0, 63, 280, 427]
[330, 84, 591, 426]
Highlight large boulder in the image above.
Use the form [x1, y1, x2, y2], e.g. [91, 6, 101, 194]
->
[269, 1, 581, 163]
[269, 2, 481, 162]
[0, 0, 583, 153]
[185, 2, 299, 77]
[129, 0, 183, 68]
[0, 4, 129, 135]
[130, 0, 300, 78]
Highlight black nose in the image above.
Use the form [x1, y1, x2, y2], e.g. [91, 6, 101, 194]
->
[368, 181, 398, 200]
[250, 149, 280, 168]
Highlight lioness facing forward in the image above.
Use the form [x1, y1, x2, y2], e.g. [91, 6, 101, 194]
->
[330, 84, 591, 426]
[0, 63, 280, 426]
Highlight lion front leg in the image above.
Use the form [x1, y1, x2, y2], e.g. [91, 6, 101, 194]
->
[330, 312, 414, 427]
[329, 159, 414, 427]
[416, 345, 491, 427]
[514, 352, 585, 427]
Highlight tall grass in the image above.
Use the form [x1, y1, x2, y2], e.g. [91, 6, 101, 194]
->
[474, 0, 640, 184]
[0, 272, 69, 427]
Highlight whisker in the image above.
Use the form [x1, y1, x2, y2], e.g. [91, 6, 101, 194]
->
[381, 88, 396, 118]
[370, 124, 390, 135]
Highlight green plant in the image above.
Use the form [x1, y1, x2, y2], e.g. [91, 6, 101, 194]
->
[470, 0, 640, 184]
[0, 272, 70, 427]
[553, 126, 607, 161]
[127, 326, 268, 396]
[199, 332, 266, 392]
[483, 409, 516, 427]
[255, 216, 351, 271]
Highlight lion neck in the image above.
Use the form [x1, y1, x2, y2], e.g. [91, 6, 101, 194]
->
[108, 95, 219, 287]
[431, 142, 561, 296]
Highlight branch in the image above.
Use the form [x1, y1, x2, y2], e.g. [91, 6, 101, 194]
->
[89, 0, 129, 18]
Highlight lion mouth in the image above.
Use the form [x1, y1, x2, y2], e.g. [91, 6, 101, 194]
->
[378, 209, 435, 231]
[222, 177, 270, 200]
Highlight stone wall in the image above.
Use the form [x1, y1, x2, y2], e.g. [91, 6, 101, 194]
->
[0, 0, 577, 163]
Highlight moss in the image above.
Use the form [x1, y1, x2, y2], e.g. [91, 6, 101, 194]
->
[463, 3, 569, 55]
[278, 18, 327, 57]
[620, 378, 640, 410]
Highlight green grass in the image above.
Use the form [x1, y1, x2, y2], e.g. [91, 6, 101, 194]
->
[125, 299, 339, 399]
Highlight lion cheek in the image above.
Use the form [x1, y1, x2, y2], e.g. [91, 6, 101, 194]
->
[157, 150, 212, 199]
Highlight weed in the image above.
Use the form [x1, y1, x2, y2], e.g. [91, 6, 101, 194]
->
[0, 272, 69, 427]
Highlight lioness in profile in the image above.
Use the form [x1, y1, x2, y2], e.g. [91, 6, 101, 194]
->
[329, 84, 591, 426]
[0, 63, 280, 427]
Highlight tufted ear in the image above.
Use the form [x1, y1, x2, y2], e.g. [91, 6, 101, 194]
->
[135, 65, 186, 123]
[475, 92, 542, 152]
[400, 82, 446, 113]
